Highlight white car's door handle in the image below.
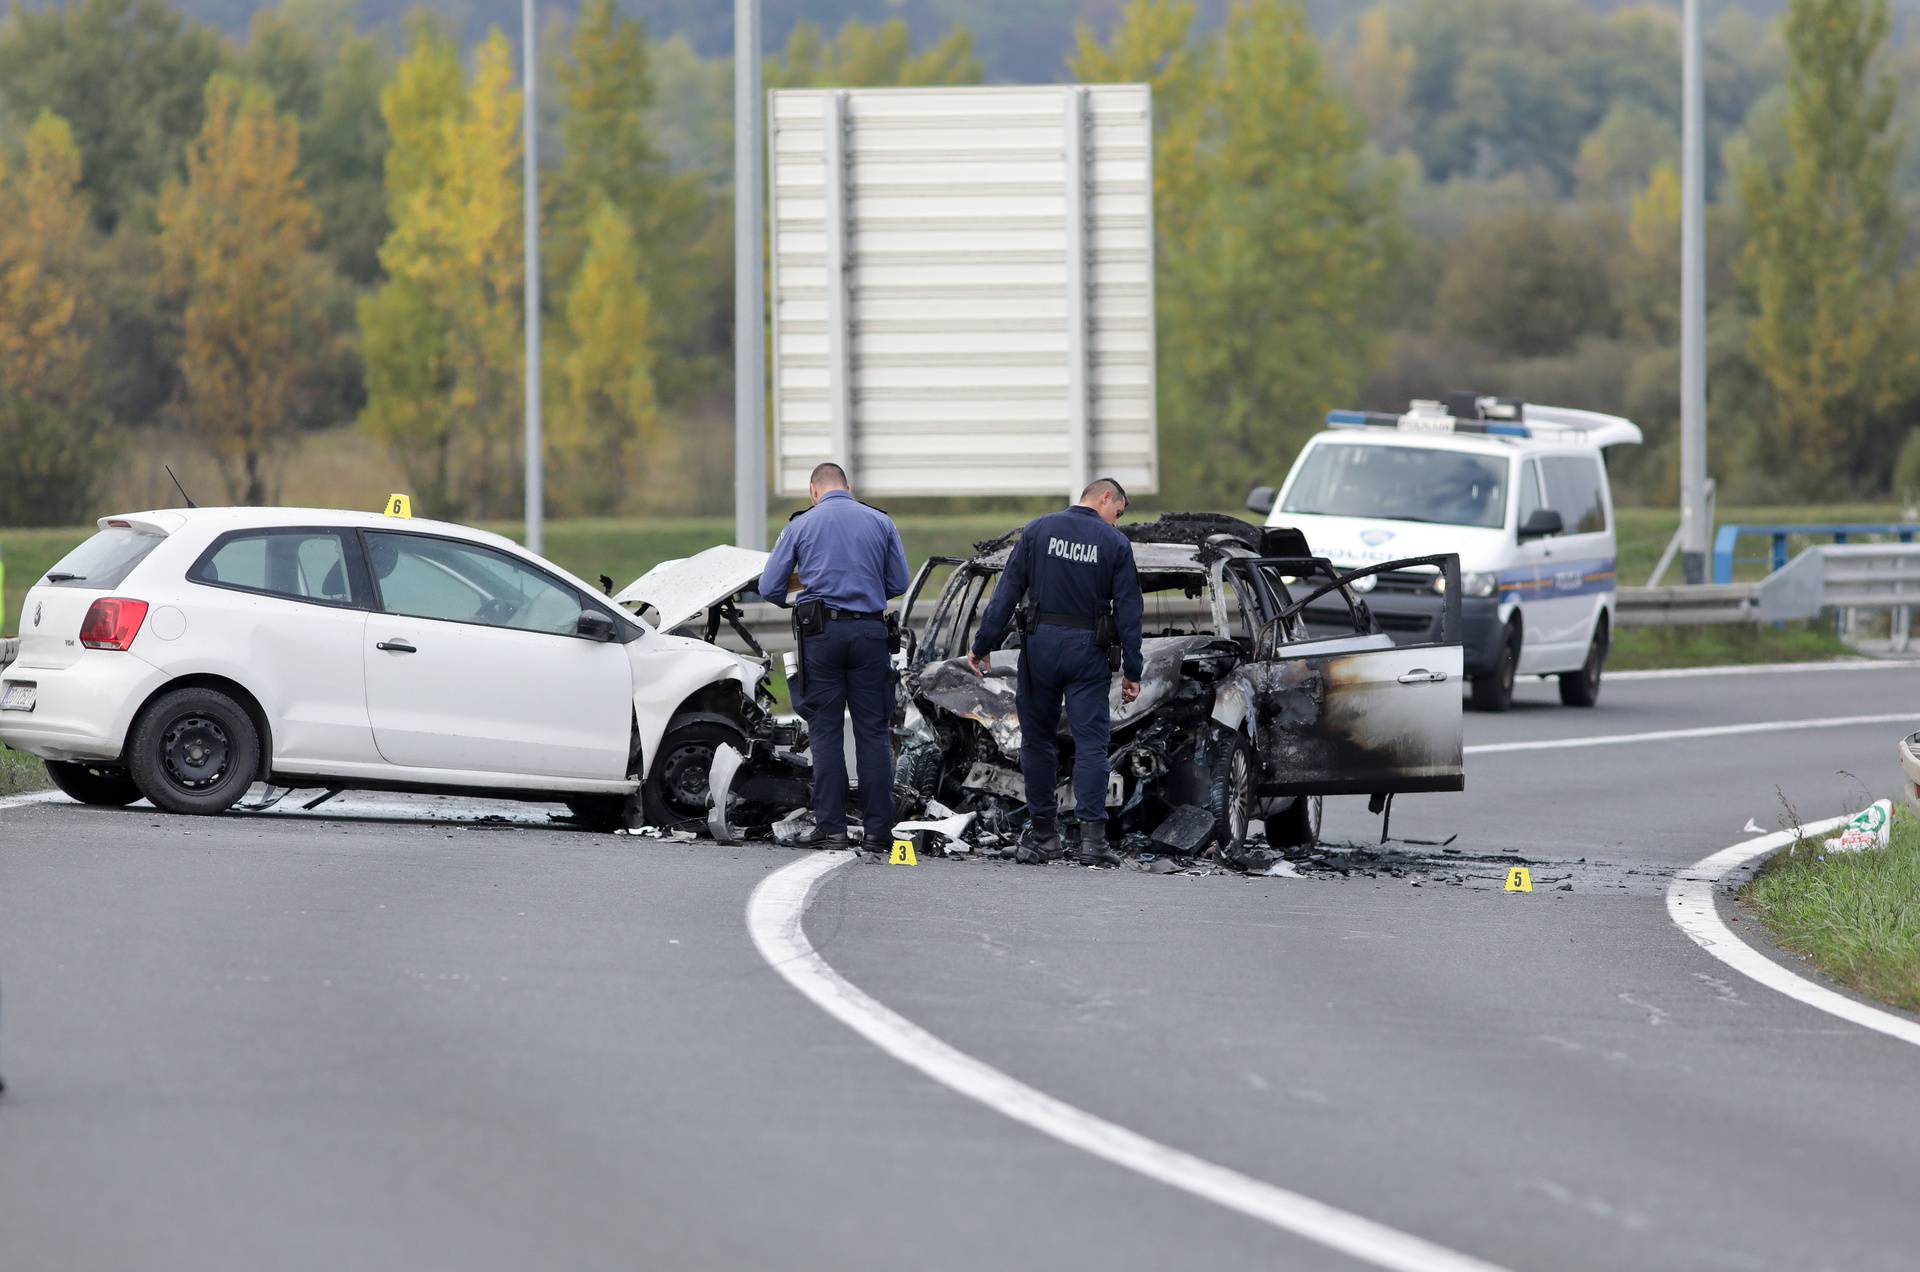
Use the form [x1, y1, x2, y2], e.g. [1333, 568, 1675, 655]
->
[1397, 669, 1446, 684]
[376, 639, 417, 654]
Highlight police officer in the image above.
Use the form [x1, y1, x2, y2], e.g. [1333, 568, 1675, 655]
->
[758, 462, 911, 852]
[967, 478, 1143, 866]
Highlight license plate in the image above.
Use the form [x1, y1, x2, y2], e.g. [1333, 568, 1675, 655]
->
[0, 682, 35, 712]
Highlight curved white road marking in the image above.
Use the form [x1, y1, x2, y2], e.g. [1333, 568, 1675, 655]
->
[1464, 712, 1919, 756]
[748, 851, 1512, 1272]
[1667, 815, 1920, 1049]
[1609, 659, 1905, 682]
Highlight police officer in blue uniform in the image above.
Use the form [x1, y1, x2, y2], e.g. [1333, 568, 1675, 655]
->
[968, 478, 1143, 866]
[758, 462, 911, 851]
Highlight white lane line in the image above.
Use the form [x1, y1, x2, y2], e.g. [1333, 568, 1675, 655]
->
[0, 790, 63, 813]
[748, 851, 1512, 1272]
[1465, 713, 1920, 756]
[1609, 659, 1908, 682]
[1667, 815, 1920, 1049]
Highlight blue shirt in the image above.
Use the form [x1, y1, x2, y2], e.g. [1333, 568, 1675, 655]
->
[971, 505, 1145, 680]
[757, 489, 911, 613]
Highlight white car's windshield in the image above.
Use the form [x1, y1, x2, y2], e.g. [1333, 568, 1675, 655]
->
[1281, 443, 1510, 530]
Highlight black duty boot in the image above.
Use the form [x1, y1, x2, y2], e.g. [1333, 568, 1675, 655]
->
[1075, 819, 1123, 866]
[1014, 817, 1065, 864]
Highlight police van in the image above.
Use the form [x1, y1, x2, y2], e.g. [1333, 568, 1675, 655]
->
[1246, 395, 1641, 712]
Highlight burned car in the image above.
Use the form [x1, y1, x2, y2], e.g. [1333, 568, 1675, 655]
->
[886, 515, 1466, 861]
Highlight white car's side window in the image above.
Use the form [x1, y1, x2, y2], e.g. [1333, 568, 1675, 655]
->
[191, 530, 356, 605]
[367, 532, 584, 637]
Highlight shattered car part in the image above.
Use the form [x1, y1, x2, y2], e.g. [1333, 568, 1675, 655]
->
[890, 810, 978, 855]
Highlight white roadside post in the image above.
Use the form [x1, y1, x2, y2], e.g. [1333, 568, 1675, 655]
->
[734, 0, 768, 551]
[521, 0, 544, 555]
[1679, 0, 1709, 584]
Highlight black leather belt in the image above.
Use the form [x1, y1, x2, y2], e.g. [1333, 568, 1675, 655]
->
[826, 606, 884, 622]
[1034, 611, 1095, 630]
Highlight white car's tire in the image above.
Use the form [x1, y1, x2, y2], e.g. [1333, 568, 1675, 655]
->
[45, 761, 143, 807]
[127, 687, 260, 815]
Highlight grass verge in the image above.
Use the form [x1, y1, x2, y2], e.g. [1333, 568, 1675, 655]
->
[1608, 620, 1854, 671]
[1742, 810, 1920, 1013]
[0, 748, 50, 796]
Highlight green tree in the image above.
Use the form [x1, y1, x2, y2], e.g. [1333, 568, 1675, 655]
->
[1436, 207, 1619, 358]
[0, 111, 111, 523]
[768, 18, 984, 89]
[1574, 101, 1679, 200]
[360, 24, 524, 519]
[1077, 0, 1402, 502]
[1735, 0, 1917, 493]
[244, 0, 395, 285]
[556, 0, 719, 406]
[158, 75, 331, 506]
[554, 203, 661, 516]
[0, 0, 226, 232]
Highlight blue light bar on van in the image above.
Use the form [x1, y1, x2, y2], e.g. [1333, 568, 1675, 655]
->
[1325, 408, 1531, 438]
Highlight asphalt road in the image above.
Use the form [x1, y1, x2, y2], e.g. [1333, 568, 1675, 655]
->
[2, 661, 1918, 1271]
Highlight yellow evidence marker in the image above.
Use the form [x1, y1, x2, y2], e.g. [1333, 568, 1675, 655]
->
[383, 493, 413, 518]
[1505, 867, 1532, 893]
[889, 838, 919, 866]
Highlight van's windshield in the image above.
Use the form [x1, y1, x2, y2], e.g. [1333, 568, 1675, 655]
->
[1280, 443, 1510, 530]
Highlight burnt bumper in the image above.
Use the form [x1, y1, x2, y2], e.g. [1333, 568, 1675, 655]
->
[1304, 594, 1504, 675]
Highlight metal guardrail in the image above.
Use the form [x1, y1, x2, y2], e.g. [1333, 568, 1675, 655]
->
[1619, 542, 1920, 640]
[1713, 522, 1918, 584]
[1824, 544, 1920, 652]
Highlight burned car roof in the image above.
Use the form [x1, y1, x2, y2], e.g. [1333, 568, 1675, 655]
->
[967, 513, 1275, 570]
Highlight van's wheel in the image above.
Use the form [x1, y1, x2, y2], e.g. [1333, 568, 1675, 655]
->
[45, 761, 144, 807]
[1205, 732, 1256, 860]
[1470, 623, 1520, 713]
[641, 718, 747, 829]
[1559, 620, 1608, 707]
[1269, 794, 1322, 848]
[127, 687, 260, 815]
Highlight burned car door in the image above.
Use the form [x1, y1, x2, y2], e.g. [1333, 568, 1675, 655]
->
[1238, 555, 1465, 796]
[896, 556, 968, 671]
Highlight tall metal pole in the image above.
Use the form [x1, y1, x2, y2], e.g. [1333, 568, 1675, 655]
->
[521, 0, 544, 554]
[1679, 0, 1709, 583]
[734, 0, 768, 550]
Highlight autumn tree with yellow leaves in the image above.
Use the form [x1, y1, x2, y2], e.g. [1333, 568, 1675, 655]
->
[0, 110, 113, 523]
[158, 74, 330, 507]
[554, 202, 661, 516]
[359, 23, 524, 519]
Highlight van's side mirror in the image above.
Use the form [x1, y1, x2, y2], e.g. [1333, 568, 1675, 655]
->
[1246, 486, 1277, 516]
[1518, 509, 1564, 540]
[577, 610, 618, 641]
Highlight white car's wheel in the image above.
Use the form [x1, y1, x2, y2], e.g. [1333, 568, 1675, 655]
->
[127, 687, 260, 815]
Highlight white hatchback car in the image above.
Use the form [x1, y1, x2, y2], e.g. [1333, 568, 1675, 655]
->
[0, 507, 779, 824]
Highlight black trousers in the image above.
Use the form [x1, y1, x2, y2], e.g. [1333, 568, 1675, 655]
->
[799, 618, 895, 842]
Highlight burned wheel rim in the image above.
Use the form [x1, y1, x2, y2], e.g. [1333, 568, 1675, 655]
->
[160, 714, 231, 791]
[1227, 747, 1252, 846]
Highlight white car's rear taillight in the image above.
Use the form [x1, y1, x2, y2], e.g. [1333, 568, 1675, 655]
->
[79, 598, 149, 651]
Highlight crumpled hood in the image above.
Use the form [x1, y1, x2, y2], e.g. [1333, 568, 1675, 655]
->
[614, 545, 771, 632]
[913, 635, 1222, 759]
